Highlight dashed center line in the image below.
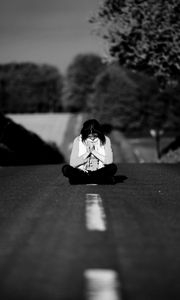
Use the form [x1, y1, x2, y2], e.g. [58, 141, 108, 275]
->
[85, 193, 122, 299]
[85, 194, 107, 231]
[84, 269, 121, 300]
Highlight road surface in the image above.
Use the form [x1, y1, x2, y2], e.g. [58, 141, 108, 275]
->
[0, 164, 180, 300]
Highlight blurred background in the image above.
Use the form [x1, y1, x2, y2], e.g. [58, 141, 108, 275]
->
[0, 0, 180, 166]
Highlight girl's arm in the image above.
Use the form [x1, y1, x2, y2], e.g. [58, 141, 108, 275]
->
[70, 137, 90, 168]
[91, 136, 113, 164]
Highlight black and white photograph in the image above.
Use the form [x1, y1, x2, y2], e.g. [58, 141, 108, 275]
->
[0, 0, 180, 299]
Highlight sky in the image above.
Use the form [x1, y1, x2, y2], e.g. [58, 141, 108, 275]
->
[0, 0, 104, 73]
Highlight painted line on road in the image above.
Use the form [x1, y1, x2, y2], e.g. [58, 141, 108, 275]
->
[85, 194, 106, 231]
[84, 269, 121, 300]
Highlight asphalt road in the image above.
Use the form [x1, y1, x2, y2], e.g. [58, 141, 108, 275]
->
[0, 164, 180, 300]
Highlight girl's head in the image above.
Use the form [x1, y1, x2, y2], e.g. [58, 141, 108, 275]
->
[80, 119, 105, 145]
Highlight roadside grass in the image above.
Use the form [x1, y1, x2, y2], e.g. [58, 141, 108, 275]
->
[5, 114, 180, 163]
[7, 113, 72, 148]
[6, 113, 85, 163]
[0, 114, 65, 165]
[129, 137, 175, 163]
[160, 148, 180, 163]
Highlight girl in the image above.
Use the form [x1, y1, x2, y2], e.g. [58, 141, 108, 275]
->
[62, 119, 117, 184]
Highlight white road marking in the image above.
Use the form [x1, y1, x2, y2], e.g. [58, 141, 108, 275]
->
[84, 269, 121, 300]
[85, 194, 106, 231]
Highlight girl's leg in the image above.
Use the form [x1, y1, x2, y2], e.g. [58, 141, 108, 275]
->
[94, 163, 117, 177]
[90, 163, 117, 184]
[62, 164, 89, 183]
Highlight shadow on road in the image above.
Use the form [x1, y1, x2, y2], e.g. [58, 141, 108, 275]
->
[65, 174, 128, 185]
[114, 175, 128, 184]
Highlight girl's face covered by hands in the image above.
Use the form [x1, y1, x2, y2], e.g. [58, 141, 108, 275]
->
[87, 143, 95, 152]
[86, 133, 98, 153]
[87, 133, 98, 141]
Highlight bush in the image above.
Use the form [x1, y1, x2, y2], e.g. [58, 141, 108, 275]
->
[160, 148, 180, 163]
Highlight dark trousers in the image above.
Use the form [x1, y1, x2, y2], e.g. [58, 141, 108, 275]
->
[62, 163, 117, 184]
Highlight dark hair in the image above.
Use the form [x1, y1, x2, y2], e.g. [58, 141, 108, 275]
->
[80, 119, 106, 145]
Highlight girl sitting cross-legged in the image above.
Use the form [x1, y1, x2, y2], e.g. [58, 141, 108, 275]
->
[62, 119, 117, 184]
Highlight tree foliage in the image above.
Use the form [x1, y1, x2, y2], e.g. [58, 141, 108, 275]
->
[126, 70, 159, 128]
[147, 82, 180, 133]
[88, 63, 141, 131]
[0, 63, 63, 113]
[90, 0, 180, 88]
[87, 62, 180, 135]
[167, 83, 180, 131]
[147, 91, 170, 131]
[62, 53, 104, 112]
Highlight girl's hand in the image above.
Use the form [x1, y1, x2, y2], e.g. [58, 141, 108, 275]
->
[87, 144, 92, 154]
[87, 145, 92, 153]
[88, 143, 95, 152]
[84, 157, 89, 163]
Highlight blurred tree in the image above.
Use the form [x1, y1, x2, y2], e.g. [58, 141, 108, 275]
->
[0, 63, 63, 113]
[126, 70, 159, 129]
[148, 92, 169, 131]
[148, 92, 169, 158]
[88, 63, 141, 132]
[88, 62, 164, 134]
[167, 82, 180, 131]
[90, 0, 180, 88]
[0, 78, 8, 113]
[62, 53, 104, 112]
[36, 64, 63, 112]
